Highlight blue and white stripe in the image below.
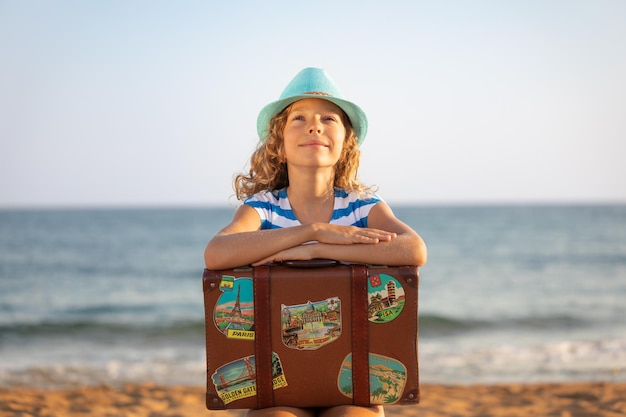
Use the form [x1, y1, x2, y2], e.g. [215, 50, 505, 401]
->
[244, 188, 382, 230]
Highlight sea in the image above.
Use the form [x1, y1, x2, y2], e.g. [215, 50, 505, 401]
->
[1, 205, 625, 388]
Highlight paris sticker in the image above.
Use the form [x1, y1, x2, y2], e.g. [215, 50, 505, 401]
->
[213, 277, 255, 340]
[281, 297, 342, 350]
[337, 352, 408, 405]
[367, 273, 405, 324]
[211, 352, 288, 405]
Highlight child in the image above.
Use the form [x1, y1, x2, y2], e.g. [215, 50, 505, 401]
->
[205, 68, 427, 417]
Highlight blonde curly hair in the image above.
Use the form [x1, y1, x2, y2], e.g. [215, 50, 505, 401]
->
[234, 102, 372, 200]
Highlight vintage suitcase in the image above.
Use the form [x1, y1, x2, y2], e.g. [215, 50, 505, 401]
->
[202, 261, 419, 410]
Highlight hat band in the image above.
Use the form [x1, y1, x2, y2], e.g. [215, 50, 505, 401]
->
[302, 91, 333, 97]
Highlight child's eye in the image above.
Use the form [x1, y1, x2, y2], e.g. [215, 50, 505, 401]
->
[292, 115, 305, 121]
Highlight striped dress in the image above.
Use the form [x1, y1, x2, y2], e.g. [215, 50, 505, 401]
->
[243, 188, 382, 230]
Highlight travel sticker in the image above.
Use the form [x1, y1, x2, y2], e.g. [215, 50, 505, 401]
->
[213, 277, 255, 340]
[281, 297, 342, 350]
[367, 273, 405, 324]
[211, 352, 288, 405]
[337, 353, 407, 405]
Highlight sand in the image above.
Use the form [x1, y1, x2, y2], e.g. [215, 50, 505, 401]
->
[1, 382, 625, 417]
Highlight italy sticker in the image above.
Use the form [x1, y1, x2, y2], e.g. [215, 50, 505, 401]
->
[281, 297, 342, 350]
[367, 273, 405, 324]
[213, 277, 255, 340]
[211, 352, 288, 405]
[337, 352, 407, 405]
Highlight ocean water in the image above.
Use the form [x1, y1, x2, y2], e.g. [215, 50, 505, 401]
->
[0, 205, 625, 388]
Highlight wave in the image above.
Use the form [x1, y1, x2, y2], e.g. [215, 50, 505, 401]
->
[0, 312, 591, 341]
[0, 319, 206, 341]
[419, 335, 626, 384]
[0, 358, 205, 389]
[3, 329, 625, 389]
[419, 313, 590, 336]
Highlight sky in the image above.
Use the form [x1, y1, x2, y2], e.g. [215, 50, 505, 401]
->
[1, 0, 625, 208]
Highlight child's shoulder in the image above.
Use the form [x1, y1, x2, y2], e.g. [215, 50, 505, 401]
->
[244, 188, 287, 205]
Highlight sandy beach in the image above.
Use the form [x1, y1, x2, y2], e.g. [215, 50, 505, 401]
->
[1, 382, 625, 417]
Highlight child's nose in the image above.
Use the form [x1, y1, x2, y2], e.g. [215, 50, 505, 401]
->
[309, 119, 322, 134]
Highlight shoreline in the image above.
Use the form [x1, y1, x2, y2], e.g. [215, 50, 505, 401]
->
[1, 382, 625, 417]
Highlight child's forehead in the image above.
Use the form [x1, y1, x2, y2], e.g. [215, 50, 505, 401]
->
[288, 98, 342, 113]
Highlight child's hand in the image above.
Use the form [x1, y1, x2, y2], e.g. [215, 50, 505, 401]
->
[311, 223, 396, 245]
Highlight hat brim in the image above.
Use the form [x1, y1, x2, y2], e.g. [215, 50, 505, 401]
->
[256, 94, 368, 146]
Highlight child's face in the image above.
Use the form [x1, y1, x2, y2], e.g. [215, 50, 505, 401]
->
[282, 98, 346, 171]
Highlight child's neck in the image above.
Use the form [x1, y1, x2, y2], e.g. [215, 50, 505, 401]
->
[286, 176, 335, 225]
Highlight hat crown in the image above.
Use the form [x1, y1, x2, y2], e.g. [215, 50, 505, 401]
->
[279, 68, 343, 100]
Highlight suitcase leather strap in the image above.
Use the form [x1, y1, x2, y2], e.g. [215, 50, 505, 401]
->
[350, 264, 371, 406]
[253, 264, 371, 409]
[253, 265, 274, 409]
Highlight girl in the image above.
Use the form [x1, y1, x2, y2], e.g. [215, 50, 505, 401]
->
[205, 68, 427, 417]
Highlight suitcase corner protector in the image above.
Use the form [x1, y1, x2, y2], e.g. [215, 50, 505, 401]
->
[206, 392, 226, 409]
[400, 387, 420, 404]
[202, 269, 222, 293]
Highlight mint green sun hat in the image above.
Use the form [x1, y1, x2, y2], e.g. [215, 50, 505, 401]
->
[256, 67, 368, 145]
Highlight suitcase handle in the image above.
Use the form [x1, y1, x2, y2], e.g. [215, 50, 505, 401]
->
[281, 259, 339, 268]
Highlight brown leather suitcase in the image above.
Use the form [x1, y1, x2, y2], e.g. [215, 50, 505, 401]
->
[202, 261, 419, 410]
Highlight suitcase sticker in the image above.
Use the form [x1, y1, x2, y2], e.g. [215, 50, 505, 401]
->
[337, 352, 408, 405]
[211, 352, 288, 405]
[281, 297, 342, 350]
[214, 277, 255, 340]
[367, 274, 405, 324]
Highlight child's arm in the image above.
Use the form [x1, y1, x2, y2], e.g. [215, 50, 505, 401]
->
[204, 204, 397, 270]
[252, 202, 427, 267]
